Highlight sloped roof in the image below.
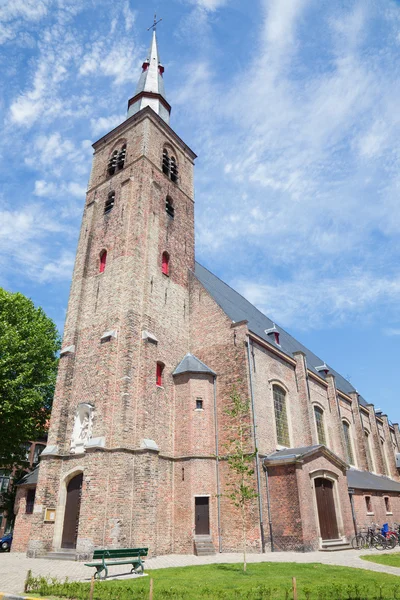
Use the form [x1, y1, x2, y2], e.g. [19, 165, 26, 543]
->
[134, 31, 167, 101]
[194, 262, 365, 403]
[347, 468, 400, 492]
[17, 466, 39, 486]
[267, 446, 321, 459]
[173, 353, 216, 377]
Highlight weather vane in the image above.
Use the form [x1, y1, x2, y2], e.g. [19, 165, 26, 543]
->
[147, 13, 162, 32]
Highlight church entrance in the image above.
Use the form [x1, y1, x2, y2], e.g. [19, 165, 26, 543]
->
[314, 478, 339, 540]
[195, 497, 210, 535]
[61, 473, 83, 549]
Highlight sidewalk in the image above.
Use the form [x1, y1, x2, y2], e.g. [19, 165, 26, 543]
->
[0, 549, 399, 596]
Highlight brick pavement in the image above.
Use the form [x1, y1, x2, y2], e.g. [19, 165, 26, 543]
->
[1, 550, 400, 596]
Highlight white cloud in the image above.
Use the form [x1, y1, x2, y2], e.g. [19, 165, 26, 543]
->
[39, 251, 75, 282]
[34, 179, 86, 198]
[90, 114, 125, 137]
[235, 270, 400, 330]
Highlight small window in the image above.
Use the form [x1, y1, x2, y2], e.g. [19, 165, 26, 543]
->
[99, 250, 107, 273]
[33, 444, 45, 465]
[104, 191, 115, 214]
[170, 156, 178, 183]
[166, 196, 174, 218]
[0, 471, 10, 493]
[26, 488, 36, 514]
[117, 145, 126, 170]
[365, 495, 372, 513]
[162, 149, 170, 176]
[156, 362, 164, 387]
[273, 385, 290, 447]
[314, 406, 326, 446]
[384, 496, 391, 513]
[196, 398, 203, 410]
[342, 421, 355, 465]
[162, 252, 169, 276]
[107, 150, 118, 176]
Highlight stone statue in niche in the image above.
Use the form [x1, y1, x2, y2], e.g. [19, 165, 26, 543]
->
[70, 403, 94, 454]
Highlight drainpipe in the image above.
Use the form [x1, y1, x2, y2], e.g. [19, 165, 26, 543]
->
[348, 489, 358, 535]
[264, 465, 274, 552]
[213, 375, 222, 553]
[246, 338, 266, 553]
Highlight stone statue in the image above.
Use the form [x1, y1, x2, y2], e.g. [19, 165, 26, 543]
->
[70, 403, 94, 454]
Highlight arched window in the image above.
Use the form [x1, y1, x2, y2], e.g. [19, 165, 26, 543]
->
[381, 438, 389, 476]
[314, 406, 326, 445]
[99, 250, 107, 273]
[162, 252, 169, 276]
[156, 362, 164, 387]
[104, 191, 115, 214]
[107, 150, 118, 176]
[166, 196, 174, 218]
[273, 385, 290, 447]
[342, 421, 355, 465]
[117, 145, 126, 170]
[162, 149, 178, 183]
[364, 430, 374, 472]
[162, 149, 170, 176]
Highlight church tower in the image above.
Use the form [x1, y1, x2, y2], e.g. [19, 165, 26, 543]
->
[24, 29, 201, 557]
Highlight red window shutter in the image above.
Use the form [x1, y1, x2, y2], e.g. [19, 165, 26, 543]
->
[156, 363, 163, 386]
[100, 251, 107, 273]
[162, 252, 169, 275]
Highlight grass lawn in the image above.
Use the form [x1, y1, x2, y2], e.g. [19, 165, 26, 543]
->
[362, 552, 400, 568]
[27, 562, 400, 599]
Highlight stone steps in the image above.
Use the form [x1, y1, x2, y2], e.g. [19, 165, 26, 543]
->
[320, 539, 352, 552]
[194, 536, 216, 556]
[45, 550, 79, 561]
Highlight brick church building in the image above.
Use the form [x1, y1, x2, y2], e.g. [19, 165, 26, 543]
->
[12, 31, 400, 557]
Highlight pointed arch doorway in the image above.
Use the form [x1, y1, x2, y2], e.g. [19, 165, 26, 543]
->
[314, 478, 339, 540]
[61, 473, 83, 549]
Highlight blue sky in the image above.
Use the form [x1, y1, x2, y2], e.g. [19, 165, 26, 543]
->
[1, 0, 400, 420]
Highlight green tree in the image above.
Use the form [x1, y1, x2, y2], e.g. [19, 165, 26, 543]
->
[223, 385, 258, 572]
[0, 288, 60, 468]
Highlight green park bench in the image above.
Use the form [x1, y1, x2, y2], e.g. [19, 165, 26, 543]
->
[85, 547, 148, 579]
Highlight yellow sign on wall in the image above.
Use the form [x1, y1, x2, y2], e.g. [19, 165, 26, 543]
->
[44, 508, 56, 522]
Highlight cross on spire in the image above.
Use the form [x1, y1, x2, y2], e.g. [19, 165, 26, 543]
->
[147, 13, 162, 32]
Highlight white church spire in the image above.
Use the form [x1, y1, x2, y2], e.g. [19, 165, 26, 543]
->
[127, 19, 171, 124]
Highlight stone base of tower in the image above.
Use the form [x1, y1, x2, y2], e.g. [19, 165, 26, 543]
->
[14, 449, 225, 559]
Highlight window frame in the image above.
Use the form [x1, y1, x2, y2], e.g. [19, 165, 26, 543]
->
[156, 362, 164, 387]
[272, 384, 290, 448]
[162, 252, 170, 276]
[99, 250, 107, 274]
[25, 488, 36, 514]
[364, 430, 375, 473]
[365, 495, 373, 514]
[313, 405, 327, 446]
[342, 419, 356, 466]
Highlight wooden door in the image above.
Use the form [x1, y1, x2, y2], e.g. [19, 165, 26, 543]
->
[61, 473, 83, 549]
[315, 478, 339, 540]
[195, 497, 210, 535]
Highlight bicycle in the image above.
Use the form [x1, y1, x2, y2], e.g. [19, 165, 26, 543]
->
[351, 524, 387, 550]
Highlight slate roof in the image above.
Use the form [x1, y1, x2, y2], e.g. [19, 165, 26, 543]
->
[17, 466, 39, 486]
[173, 353, 216, 377]
[266, 446, 321, 460]
[347, 468, 400, 492]
[194, 262, 366, 404]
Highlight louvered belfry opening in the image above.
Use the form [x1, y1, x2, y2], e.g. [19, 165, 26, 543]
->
[162, 149, 170, 176]
[117, 145, 126, 170]
[166, 196, 174, 218]
[104, 191, 115, 214]
[170, 156, 178, 183]
[107, 150, 118, 176]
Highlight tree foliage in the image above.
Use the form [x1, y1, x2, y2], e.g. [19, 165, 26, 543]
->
[0, 288, 60, 468]
[223, 385, 258, 572]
